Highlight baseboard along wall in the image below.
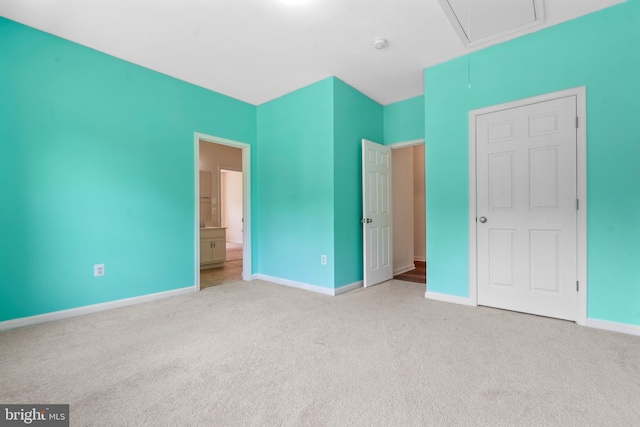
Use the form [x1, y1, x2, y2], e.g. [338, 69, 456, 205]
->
[6, 280, 639, 339]
[252, 274, 362, 296]
[424, 291, 640, 338]
[0, 287, 195, 332]
[425, 291, 477, 307]
[586, 318, 640, 337]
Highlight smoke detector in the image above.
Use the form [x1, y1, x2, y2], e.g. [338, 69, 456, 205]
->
[373, 39, 388, 49]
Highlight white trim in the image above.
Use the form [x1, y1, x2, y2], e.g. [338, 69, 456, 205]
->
[394, 264, 416, 276]
[195, 133, 252, 287]
[0, 287, 195, 331]
[414, 256, 426, 262]
[387, 138, 425, 149]
[468, 87, 587, 324]
[587, 319, 640, 337]
[335, 281, 364, 295]
[437, 0, 545, 47]
[468, 101, 479, 307]
[251, 274, 363, 296]
[252, 274, 335, 296]
[425, 291, 477, 307]
[575, 88, 588, 326]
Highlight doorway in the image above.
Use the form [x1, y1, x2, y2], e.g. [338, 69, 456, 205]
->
[391, 140, 426, 284]
[469, 88, 587, 324]
[220, 168, 243, 262]
[195, 133, 252, 291]
[361, 138, 426, 288]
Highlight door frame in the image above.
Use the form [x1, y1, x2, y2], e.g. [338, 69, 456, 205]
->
[361, 138, 426, 287]
[387, 138, 426, 276]
[468, 87, 587, 325]
[194, 132, 252, 289]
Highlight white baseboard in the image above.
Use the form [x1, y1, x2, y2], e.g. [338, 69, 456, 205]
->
[252, 274, 363, 296]
[425, 291, 476, 307]
[252, 274, 335, 296]
[414, 256, 426, 262]
[393, 264, 415, 276]
[335, 281, 363, 295]
[586, 318, 640, 337]
[0, 286, 195, 332]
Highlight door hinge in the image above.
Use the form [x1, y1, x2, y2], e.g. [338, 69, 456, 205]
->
[576, 199, 579, 210]
[576, 117, 579, 128]
[576, 281, 579, 292]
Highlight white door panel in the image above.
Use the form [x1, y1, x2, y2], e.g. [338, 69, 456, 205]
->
[362, 139, 393, 287]
[477, 96, 577, 320]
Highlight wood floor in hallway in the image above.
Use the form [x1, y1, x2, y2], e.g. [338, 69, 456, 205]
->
[200, 243, 243, 289]
[394, 261, 426, 284]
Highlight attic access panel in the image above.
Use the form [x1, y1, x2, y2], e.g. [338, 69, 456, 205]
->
[439, 0, 545, 46]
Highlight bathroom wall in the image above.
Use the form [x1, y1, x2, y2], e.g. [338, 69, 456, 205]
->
[221, 170, 243, 243]
[199, 141, 242, 227]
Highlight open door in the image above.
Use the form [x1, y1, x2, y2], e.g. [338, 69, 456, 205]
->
[362, 139, 393, 287]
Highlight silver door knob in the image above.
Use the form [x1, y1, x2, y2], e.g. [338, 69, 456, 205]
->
[479, 217, 487, 223]
[361, 218, 373, 224]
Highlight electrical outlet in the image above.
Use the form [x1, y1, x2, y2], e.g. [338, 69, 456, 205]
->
[321, 255, 327, 265]
[94, 264, 105, 277]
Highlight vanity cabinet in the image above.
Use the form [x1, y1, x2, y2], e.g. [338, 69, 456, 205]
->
[200, 227, 226, 269]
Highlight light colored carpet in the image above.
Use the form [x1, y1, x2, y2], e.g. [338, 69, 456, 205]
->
[1, 280, 639, 426]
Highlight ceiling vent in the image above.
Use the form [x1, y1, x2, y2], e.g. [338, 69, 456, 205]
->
[438, 0, 545, 46]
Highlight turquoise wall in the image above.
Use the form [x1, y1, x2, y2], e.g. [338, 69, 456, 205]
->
[383, 95, 425, 145]
[256, 77, 383, 290]
[333, 78, 383, 287]
[6, 2, 639, 329]
[424, 0, 640, 325]
[0, 17, 387, 321]
[0, 18, 257, 322]
[256, 78, 335, 288]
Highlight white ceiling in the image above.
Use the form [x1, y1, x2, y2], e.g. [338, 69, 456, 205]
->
[444, 0, 540, 43]
[0, 0, 624, 105]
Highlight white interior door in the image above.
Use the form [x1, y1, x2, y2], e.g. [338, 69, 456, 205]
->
[476, 96, 578, 320]
[362, 139, 393, 287]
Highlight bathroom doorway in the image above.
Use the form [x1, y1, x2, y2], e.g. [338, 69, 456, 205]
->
[195, 133, 251, 290]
